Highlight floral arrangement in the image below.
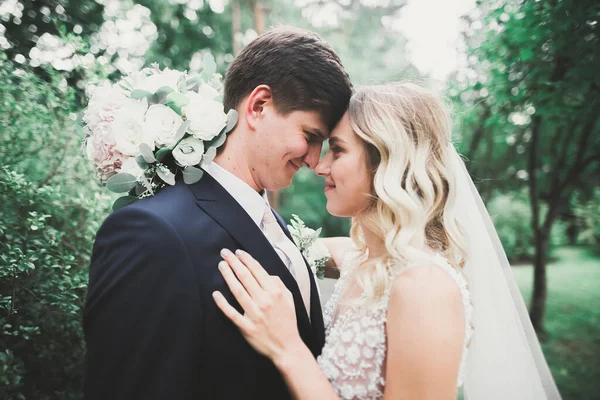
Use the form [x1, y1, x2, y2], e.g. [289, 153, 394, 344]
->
[288, 215, 330, 279]
[82, 53, 237, 210]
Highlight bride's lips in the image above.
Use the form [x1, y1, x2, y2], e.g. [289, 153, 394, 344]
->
[324, 181, 336, 193]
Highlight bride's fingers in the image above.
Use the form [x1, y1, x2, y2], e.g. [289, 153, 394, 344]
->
[218, 261, 257, 314]
[233, 249, 272, 287]
[220, 249, 263, 299]
[212, 290, 254, 333]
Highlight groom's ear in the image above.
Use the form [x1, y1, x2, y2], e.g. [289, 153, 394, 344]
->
[246, 85, 273, 131]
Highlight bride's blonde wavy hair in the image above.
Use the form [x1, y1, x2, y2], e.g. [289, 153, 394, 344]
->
[348, 82, 466, 304]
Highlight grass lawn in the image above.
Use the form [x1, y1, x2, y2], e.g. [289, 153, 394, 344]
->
[512, 246, 600, 400]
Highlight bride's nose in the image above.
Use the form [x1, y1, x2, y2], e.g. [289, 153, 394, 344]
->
[315, 152, 331, 176]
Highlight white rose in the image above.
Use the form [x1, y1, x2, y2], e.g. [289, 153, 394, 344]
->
[173, 136, 204, 166]
[196, 83, 219, 101]
[118, 157, 144, 179]
[113, 101, 154, 156]
[144, 104, 181, 148]
[135, 69, 184, 94]
[184, 92, 227, 141]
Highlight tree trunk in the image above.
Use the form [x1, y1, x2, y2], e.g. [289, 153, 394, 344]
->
[529, 228, 549, 334]
[231, 0, 242, 56]
[527, 113, 546, 334]
[253, 1, 265, 35]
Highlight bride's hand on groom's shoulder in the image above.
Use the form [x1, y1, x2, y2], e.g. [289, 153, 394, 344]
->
[319, 237, 353, 270]
[212, 249, 305, 363]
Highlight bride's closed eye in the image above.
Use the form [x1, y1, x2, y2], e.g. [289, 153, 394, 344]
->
[330, 145, 343, 156]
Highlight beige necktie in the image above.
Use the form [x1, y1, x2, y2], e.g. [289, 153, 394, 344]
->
[262, 207, 311, 318]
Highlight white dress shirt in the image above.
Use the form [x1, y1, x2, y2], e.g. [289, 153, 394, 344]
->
[203, 162, 296, 277]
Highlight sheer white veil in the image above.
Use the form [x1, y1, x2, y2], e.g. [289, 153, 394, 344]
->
[448, 145, 562, 399]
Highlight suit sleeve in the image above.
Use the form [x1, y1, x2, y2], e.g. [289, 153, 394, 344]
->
[83, 207, 203, 400]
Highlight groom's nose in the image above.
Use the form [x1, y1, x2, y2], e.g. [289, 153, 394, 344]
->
[303, 142, 322, 169]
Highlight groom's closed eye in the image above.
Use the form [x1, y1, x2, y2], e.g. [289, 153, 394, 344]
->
[303, 127, 326, 142]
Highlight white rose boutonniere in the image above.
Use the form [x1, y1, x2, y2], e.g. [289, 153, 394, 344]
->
[288, 214, 330, 279]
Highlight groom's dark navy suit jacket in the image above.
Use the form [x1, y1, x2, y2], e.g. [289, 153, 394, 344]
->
[83, 173, 325, 399]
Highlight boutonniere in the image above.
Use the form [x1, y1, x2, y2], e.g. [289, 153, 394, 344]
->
[287, 214, 330, 280]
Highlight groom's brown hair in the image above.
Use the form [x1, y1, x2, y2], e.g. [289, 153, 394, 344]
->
[224, 27, 352, 132]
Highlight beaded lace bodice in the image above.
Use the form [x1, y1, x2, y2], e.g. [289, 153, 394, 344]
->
[317, 252, 473, 400]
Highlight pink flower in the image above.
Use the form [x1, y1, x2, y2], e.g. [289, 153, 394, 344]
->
[85, 122, 125, 183]
[83, 83, 133, 132]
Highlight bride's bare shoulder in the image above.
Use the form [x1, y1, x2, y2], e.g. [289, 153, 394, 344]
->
[318, 237, 354, 270]
[390, 263, 463, 304]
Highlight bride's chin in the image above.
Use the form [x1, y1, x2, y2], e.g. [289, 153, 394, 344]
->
[326, 202, 349, 218]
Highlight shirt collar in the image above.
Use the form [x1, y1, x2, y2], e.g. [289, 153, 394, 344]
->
[203, 161, 269, 227]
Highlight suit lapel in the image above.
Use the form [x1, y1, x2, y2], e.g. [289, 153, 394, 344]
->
[187, 174, 315, 348]
[274, 212, 326, 354]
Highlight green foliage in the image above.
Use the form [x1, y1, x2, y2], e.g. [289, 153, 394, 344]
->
[279, 168, 351, 238]
[0, 57, 111, 399]
[452, 0, 600, 332]
[512, 247, 600, 400]
[453, 0, 600, 200]
[138, 0, 233, 72]
[573, 188, 600, 248]
[488, 190, 567, 261]
[268, 0, 417, 84]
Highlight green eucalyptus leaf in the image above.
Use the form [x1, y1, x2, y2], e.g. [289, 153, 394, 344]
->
[130, 89, 153, 100]
[139, 143, 156, 163]
[201, 53, 217, 80]
[157, 166, 176, 186]
[186, 75, 203, 92]
[175, 119, 191, 142]
[153, 86, 175, 104]
[106, 173, 138, 193]
[167, 102, 182, 115]
[183, 166, 204, 184]
[207, 130, 227, 149]
[166, 91, 190, 108]
[112, 196, 138, 211]
[155, 147, 172, 162]
[201, 147, 217, 168]
[136, 155, 149, 170]
[223, 109, 238, 135]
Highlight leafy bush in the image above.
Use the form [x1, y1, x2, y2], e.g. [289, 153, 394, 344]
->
[0, 56, 111, 400]
[280, 168, 351, 237]
[573, 188, 600, 248]
[487, 189, 567, 262]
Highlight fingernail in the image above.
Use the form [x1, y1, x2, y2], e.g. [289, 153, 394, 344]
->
[212, 291, 221, 300]
[218, 261, 227, 271]
[235, 249, 245, 256]
[220, 248, 232, 257]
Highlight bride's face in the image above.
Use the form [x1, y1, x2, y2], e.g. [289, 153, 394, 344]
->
[316, 113, 373, 217]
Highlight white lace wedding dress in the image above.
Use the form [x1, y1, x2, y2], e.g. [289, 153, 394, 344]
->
[317, 251, 474, 400]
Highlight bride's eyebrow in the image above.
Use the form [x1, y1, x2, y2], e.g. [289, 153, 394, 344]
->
[328, 137, 345, 146]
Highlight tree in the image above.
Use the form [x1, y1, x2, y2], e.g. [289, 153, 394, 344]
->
[453, 0, 600, 333]
[138, 0, 233, 72]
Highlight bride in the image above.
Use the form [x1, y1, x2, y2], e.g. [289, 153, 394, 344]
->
[212, 82, 562, 399]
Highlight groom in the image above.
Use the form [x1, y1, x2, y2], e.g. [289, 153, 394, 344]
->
[83, 28, 352, 400]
